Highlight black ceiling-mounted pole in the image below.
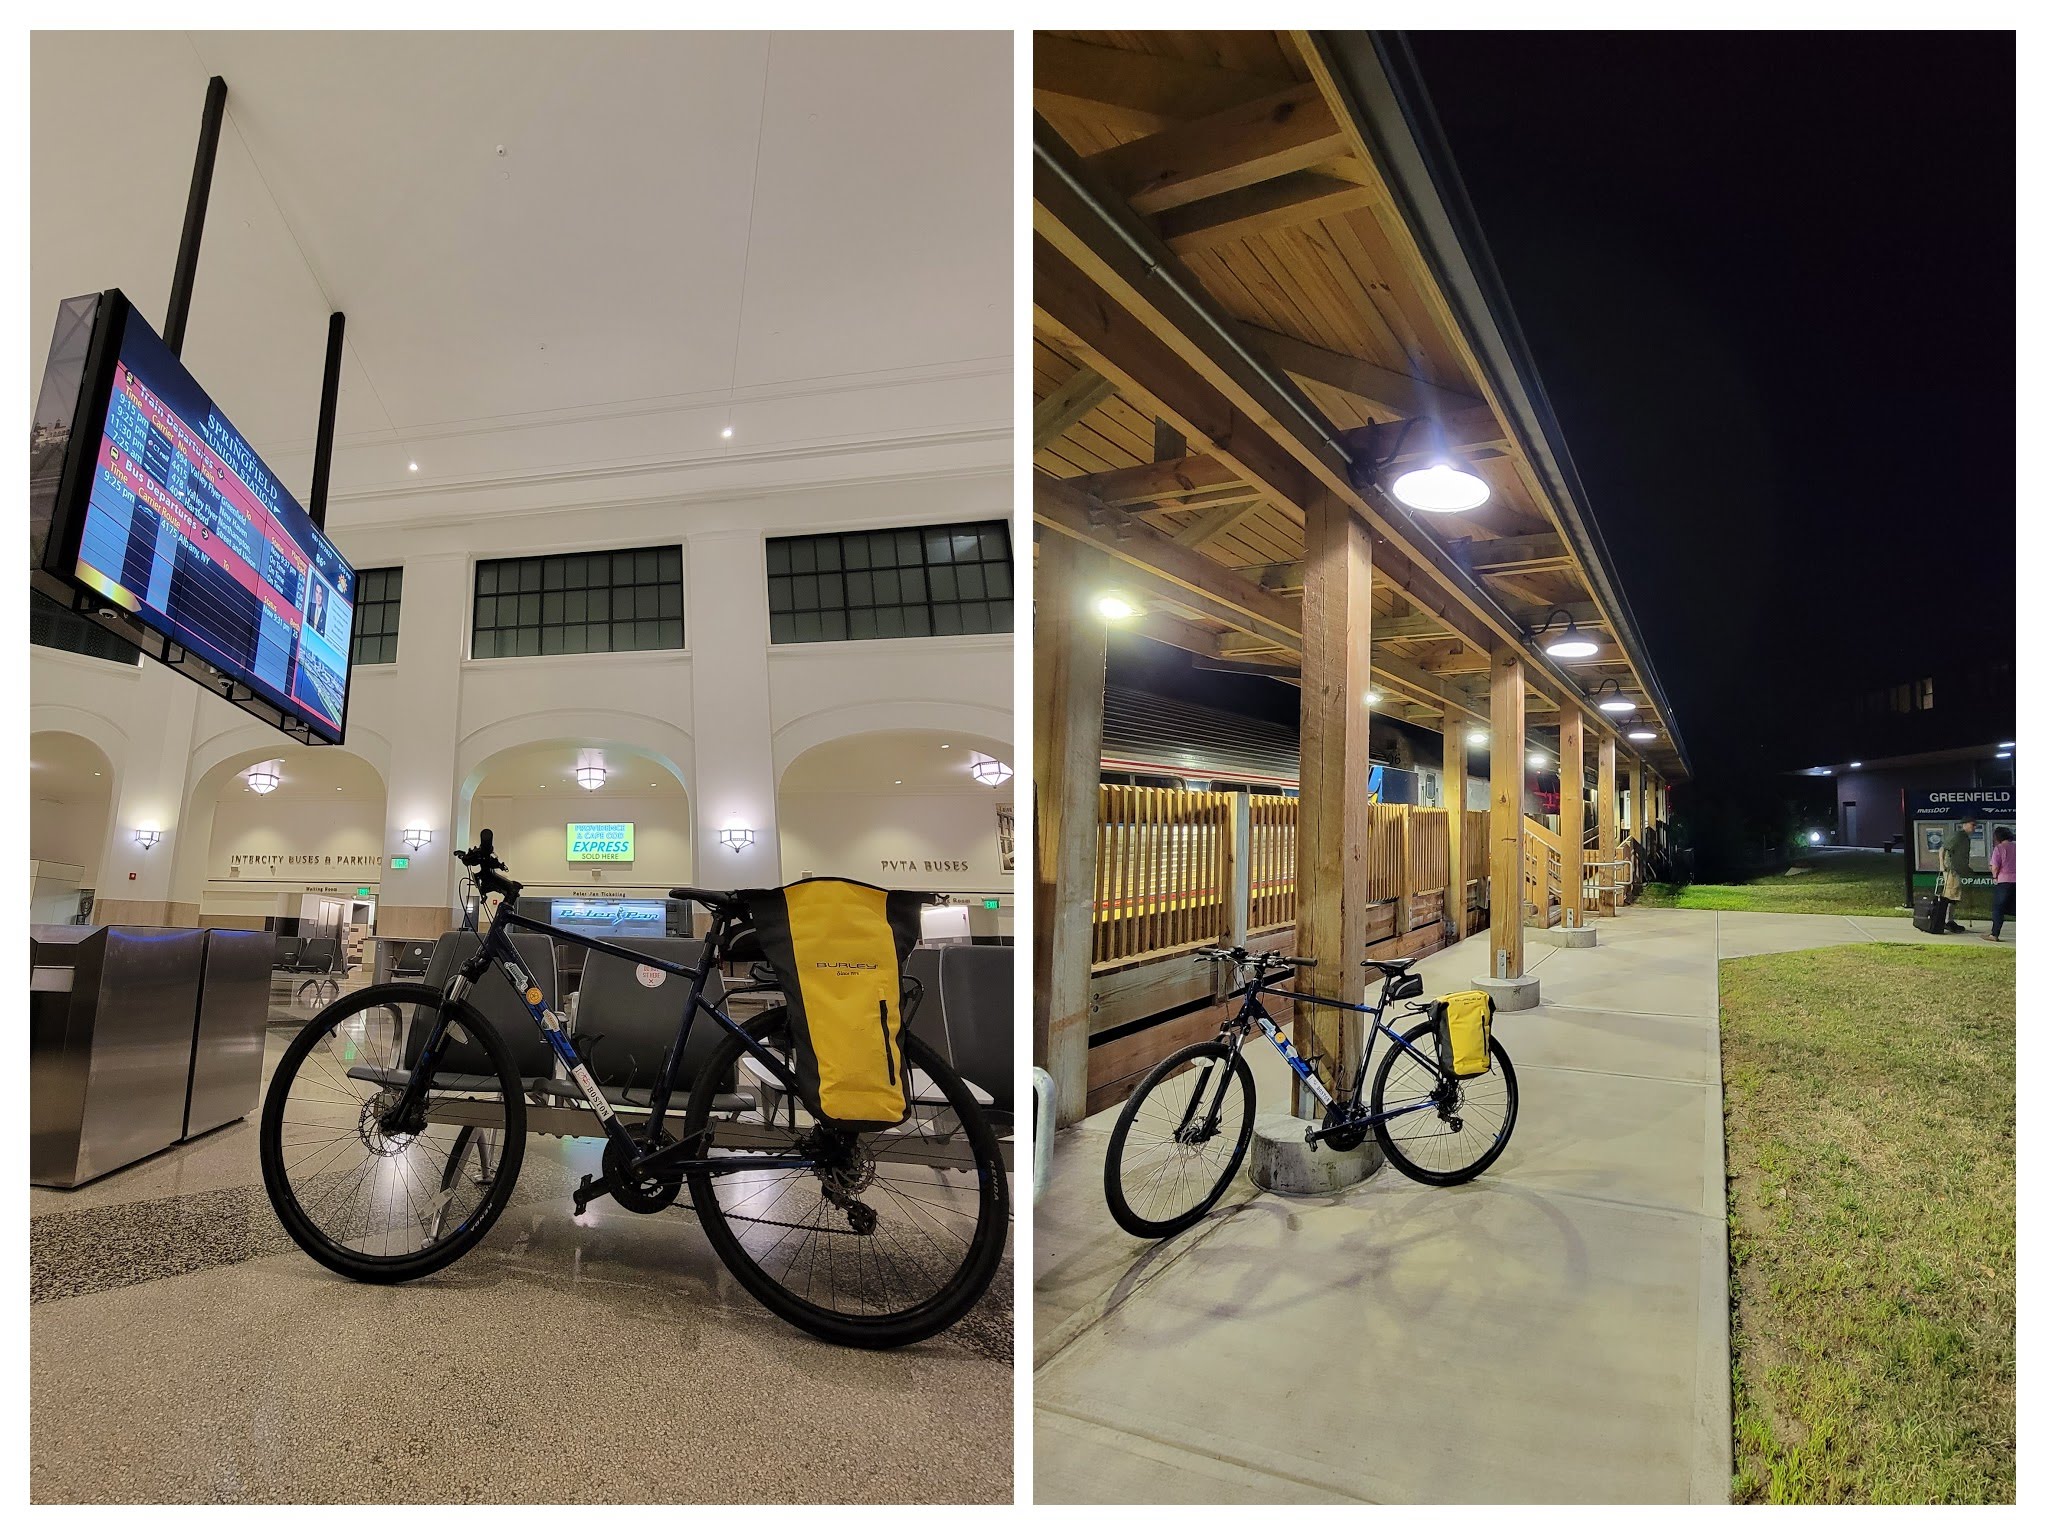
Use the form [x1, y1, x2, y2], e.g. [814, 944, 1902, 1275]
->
[308, 311, 346, 531]
[163, 75, 228, 358]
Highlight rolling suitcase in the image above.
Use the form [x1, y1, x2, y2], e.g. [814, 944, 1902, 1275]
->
[1912, 891, 1946, 934]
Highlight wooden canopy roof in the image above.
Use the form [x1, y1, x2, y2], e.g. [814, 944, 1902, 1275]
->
[1033, 30, 1688, 783]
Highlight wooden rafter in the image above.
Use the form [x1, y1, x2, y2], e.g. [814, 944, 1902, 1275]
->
[1087, 83, 1351, 215]
[1244, 321, 1480, 422]
[1154, 172, 1378, 255]
[1032, 366, 1116, 450]
[1033, 34, 1285, 136]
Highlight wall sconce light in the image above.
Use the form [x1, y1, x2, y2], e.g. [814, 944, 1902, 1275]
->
[1528, 607, 1600, 660]
[968, 755, 1014, 788]
[718, 820, 755, 853]
[1093, 590, 1144, 623]
[574, 765, 607, 791]
[245, 764, 280, 795]
[1590, 679, 1637, 715]
[401, 828, 434, 851]
[134, 827, 163, 851]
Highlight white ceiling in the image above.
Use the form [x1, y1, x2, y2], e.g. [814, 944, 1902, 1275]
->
[473, 742, 686, 800]
[30, 30, 1012, 483]
[28, 731, 116, 804]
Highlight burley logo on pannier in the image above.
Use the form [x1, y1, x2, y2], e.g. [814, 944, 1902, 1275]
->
[738, 878, 926, 1131]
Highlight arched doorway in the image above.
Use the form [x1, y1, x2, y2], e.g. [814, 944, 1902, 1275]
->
[29, 731, 115, 922]
[463, 739, 692, 901]
[777, 729, 1015, 936]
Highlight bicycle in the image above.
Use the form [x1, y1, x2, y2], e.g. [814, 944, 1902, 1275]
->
[257, 829, 1009, 1349]
[1103, 947, 1519, 1239]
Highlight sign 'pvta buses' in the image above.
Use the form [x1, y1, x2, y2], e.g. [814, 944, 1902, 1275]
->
[565, 822, 635, 862]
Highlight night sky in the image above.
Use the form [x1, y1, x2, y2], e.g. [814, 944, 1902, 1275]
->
[1408, 30, 2015, 778]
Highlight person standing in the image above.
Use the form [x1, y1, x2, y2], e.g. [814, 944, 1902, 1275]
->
[1940, 816, 1978, 933]
[1987, 826, 2016, 941]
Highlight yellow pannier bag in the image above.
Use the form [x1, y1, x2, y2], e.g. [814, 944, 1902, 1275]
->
[739, 878, 926, 1131]
[1435, 990, 1494, 1079]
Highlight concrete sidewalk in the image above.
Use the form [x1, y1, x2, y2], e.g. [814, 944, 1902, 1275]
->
[1034, 905, 1986, 1503]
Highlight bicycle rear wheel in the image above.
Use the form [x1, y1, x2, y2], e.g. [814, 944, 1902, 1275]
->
[682, 1010, 1009, 1350]
[1104, 1039, 1256, 1239]
[1369, 1022, 1517, 1186]
[259, 983, 527, 1282]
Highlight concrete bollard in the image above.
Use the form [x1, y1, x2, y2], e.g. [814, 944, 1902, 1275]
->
[1473, 974, 1540, 1011]
[1531, 924, 1598, 949]
[1249, 1112, 1381, 1194]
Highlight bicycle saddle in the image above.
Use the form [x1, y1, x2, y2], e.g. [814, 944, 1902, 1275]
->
[1363, 956, 1416, 972]
[668, 886, 742, 911]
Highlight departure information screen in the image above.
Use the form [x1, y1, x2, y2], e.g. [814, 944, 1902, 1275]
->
[72, 310, 353, 740]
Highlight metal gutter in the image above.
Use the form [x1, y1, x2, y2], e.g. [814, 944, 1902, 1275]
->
[1312, 31, 1693, 778]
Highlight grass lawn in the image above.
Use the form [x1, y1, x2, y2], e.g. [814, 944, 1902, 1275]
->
[1643, 848, 1920, 917]
[1719, 943, 2015, 1502]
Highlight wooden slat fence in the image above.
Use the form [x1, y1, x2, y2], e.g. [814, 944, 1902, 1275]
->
[1092, 785, 1231, 969]
[1247, 795, 1297, 932]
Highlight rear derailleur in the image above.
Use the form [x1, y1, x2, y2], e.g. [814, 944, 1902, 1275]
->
[807, 1129, 880, 1236]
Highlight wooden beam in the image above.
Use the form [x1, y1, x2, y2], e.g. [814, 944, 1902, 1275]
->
[1443, 724, 1468, 939]
[1033, 366, 1115, 450]
[1071, 453, 1249, 507]
[1488, 648, 1527, 980]
[1245, 321, 1480, 421]
[1598, 732, 1618, 859]
[1034, 470, 1301, 650]
[1560, 706, 1586, 930]
[1175, 499, 1260, 549]
[1295, 490, 1374, 1106]
[1154, 172, 1377, 255]
[1088, 83, 1351, 215]
[1033, 34, 1284, 137]
[1459, 531, 1572, 575]
[1128, 608, 1221, 658]
[1034, 534, 1110, 1127]
[1034, 232, 1314, 515]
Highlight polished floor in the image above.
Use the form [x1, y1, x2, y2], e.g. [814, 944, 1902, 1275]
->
[32, 1028, 1013, 1504]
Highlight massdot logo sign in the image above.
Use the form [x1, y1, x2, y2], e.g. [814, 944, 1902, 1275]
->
[566, 822, 635, 862]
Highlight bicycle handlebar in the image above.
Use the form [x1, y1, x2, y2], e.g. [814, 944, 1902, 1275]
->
[455, 828, 523, 901]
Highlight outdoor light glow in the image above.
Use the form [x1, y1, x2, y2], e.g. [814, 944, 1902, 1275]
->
[1366, 690, 1382, 705]
[1093, 591, 1142, 623]
[1627, 727, 1657, 742]
[245, 764, 280, 795]
[1996, 751, 2012, 759]
[1809, 831, 1825, 846]
[1390, 461, 1490, 515]
[1849, 760, 1863, 768]
[1998, 741, 2015, 749]
[1467, 729, 1488, 746]
[1527, 751, 1548, 767]
[1543, 623, 1600, 660]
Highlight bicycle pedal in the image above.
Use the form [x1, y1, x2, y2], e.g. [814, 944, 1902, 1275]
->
[572, 1172, 608, 1216]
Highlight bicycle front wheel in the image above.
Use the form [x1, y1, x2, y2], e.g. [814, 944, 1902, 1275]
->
[259, 983, 527, 1282]
[1104, 1039, 1255, 1239]
[682, 1010, 1009, 1350]
[1369, 1023, 1517, 1186]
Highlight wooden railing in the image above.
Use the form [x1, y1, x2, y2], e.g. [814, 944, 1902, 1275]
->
[1522, 817, 1563, 928]
[1092, 785, 1232, 968]
[1246, 795, 1297, 932]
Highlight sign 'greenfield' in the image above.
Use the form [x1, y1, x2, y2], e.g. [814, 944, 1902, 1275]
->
[566, 822, 635, 862]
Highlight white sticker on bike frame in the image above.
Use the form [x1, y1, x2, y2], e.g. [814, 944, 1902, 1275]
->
[634, 964, 666, 989]
[569, 1062, 614, 1120]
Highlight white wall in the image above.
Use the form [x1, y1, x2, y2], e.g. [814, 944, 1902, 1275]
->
[29, 795, 110, 885]
[780, 788, 1011, 892]
[470, 791, 692, 894]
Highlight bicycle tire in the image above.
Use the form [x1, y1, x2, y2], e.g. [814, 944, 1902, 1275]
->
[260, 983, 528, 1283]
[1104, 1039, 1256, 1240]
[1369, 1022, 1517, 1186]
[682, 1010, 1010, 1350]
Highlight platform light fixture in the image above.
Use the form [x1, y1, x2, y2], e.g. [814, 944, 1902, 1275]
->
[1627, 726, 1658, 742]
[1372, 416, 1492, 515]
[1590, 679, 1637, 716]
[134, 826, 162, 851]
[1527, 750, 1549, 768]
[1849, 760, 1863, 768]
[1996, 750, 2012, 760]
[1467, 728, 1488, 746]
[245, 763, 280, 795]
[1093, 590, 1143, 623]
[968, 754, 1014, 787]
[1366, 690, 1383, 705]
[1529, 607, 1600, 660]
[1998, 740, 2015, 748]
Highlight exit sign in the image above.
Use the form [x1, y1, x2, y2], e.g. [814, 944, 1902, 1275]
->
[390, 856, 409, 870]
[982, 898, 1000, 911]
[357, 887, 372, 898]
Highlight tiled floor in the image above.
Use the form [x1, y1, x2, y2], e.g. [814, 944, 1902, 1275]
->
[32, 1028, 1013, 1503]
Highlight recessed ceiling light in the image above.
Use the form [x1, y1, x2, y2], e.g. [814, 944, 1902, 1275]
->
[941, 743, 950, 749]
[894, 779, 903, 785]
[721, 426, 734, 439]
[408, 461, 419, 473]
[1849, 761, 1863, 768]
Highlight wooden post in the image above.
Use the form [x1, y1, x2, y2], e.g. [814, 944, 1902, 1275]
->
[1597, 731, 1618, 913]
[1295, 491, 1373, 1112]
[1442, 723, 1467, 940]
[1487, 648, 1526, 979]
[1226, 792, 1251, 946]
[1560, 705, 1585, 929]
[1625, 751, 1646, 902]
[1033, 532, 1109, 1127]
